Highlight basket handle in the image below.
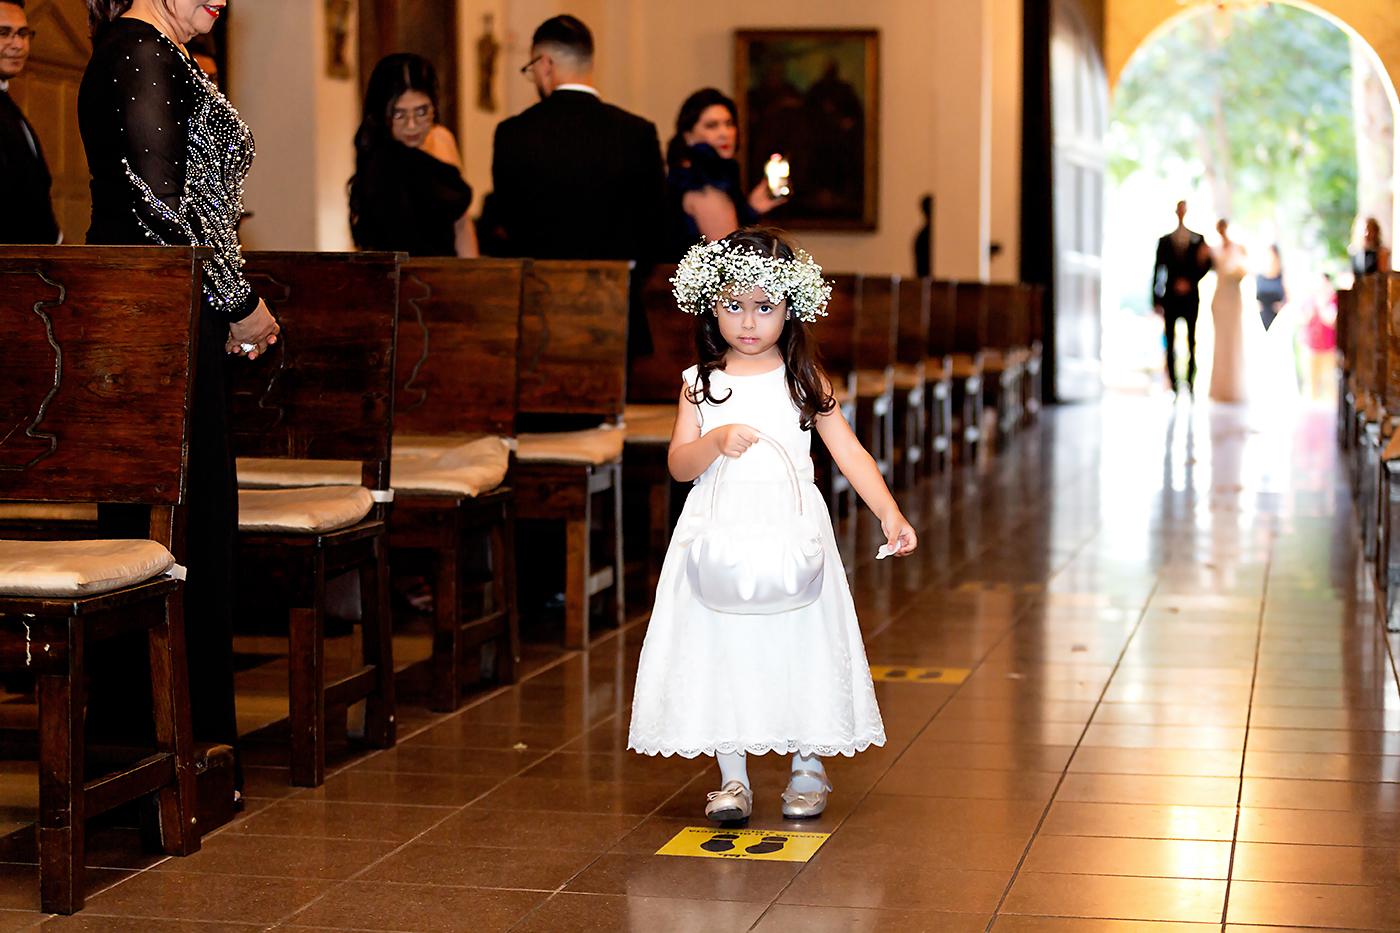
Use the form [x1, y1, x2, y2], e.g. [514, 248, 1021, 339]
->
[708, 430, 804, 518]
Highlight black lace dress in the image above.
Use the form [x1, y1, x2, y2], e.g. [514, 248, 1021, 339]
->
[78, 18, 255, 785]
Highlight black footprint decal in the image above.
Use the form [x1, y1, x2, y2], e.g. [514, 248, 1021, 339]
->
[701, 832, 740, 852]
[745, 835, 788, 855]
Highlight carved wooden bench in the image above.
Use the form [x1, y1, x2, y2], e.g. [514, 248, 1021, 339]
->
[387, 257, 522, 709]
[232, 251, 401, 786]
[949, 281, 988, 459]
[853, 274, 899, 484]
[513, 260, 631, 649]
[0, 245, 205, 913]
[625, 264, 692, 591]
[894, 276, 934, 486]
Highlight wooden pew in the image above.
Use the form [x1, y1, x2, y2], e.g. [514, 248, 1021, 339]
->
[388, 258, 523, 710]
[923, 279, 956, 471]
[0, 245, 204, 913]
[854, 274, 899, 483]
[982, 282, 1028, 434]
[232, 251, 401, 786]
[1336, 285, 1357, 451]
[894, 276, 932, 486]
[946, 281, 986, 458]
[514, 260, 631, 649]
[1024, 283, 1046, 418]
[626, 264, 690, 590]
[1384, 273, 1400, 630]
[814, 274, 859, 514]
[1352, 274, 1384, 562]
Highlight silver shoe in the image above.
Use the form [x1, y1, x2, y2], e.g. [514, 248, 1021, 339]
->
[705, 780, 753, 822]
[782, 770, 832, 819]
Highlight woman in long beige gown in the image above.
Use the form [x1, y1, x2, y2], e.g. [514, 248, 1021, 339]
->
[1210, 219, 1248, 403]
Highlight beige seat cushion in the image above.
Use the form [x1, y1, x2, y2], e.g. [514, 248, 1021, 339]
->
[238, 486, 374, 534]
[624, 404, 677, 445]
[237, 458, 360, 488]
[516, 426, 624, 465]
[239, 435, 511, 499]
[892, 362, 925, 391]
[391, 435, 510, 496]
[950, 353, 982, 379]
[0, 503, 100, 522]
[0, 538, 175, 597]
[854, 369, 892, 398]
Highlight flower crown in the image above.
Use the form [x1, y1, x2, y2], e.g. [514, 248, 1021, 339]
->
[670, 239, 833, 324]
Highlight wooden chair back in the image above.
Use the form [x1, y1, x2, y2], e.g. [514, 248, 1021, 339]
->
[1336, 286, 1354, 374]
[1387, 274, 1400, 417]
[818, 273, 859, 380]
[629, 263, 695, 404]
[395, 258, 524, 437]
[855, 274, 899, 375]
[927, 279, 957, 358]
[896, 277, 931, 367]
[1356, 274, 1379, 400]
[953, 282, 988, 356]
[0, 246, 202, 509]
[518, 260, 632, 420]
[233, 251, 401, 490]
[1026, 283, 1045, 346]
[983, 283, 1020, 351]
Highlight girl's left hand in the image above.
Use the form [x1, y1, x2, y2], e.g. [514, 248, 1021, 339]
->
[880, 512, 918, 557]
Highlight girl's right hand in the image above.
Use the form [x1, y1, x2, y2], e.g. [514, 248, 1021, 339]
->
[714, 424, 760, 458]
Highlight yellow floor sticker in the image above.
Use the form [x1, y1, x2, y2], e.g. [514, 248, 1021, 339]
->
[869, 665, 971, 684]
[656, 826, 830, 863]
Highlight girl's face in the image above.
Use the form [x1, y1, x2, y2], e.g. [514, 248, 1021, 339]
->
[716, 286, 786, 358]
[684, 104, 738, 160]
[390, 89, 435, 148]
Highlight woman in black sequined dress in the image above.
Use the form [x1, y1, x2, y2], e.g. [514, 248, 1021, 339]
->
[78, 0, 278, 797]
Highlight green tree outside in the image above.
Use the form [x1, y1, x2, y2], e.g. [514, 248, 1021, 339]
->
[1109, 4, 1358, 266]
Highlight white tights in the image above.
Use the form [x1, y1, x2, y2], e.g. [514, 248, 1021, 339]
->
[714, 750, 828, 791]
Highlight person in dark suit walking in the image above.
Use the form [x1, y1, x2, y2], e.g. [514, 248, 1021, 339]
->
[0, 0, 59, 244]
[1153, 200, 1212, 396]
[490, 15, 663, 359]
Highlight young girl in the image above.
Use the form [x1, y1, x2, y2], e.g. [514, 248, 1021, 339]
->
[628, 227, 917, 821]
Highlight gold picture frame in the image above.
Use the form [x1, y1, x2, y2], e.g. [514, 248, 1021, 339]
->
[735, 29, 880, 231]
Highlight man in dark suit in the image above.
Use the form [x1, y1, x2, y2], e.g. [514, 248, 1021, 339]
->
[491, 15, 663, 263]
[1153, 200, 1211, 395]
[491, 16, 664, 361]
[0, 0, 59, 245]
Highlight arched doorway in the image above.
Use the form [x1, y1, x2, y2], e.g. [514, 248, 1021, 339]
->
[1101, 1, 1398, 399]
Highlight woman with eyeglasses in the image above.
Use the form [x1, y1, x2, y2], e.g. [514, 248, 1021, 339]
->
[350, 53, 477, 257]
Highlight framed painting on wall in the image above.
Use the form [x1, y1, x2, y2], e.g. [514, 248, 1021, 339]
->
[734, 29, 879, 231]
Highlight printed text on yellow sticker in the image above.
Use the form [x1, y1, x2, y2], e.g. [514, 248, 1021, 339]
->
[656, 827, 829, 862]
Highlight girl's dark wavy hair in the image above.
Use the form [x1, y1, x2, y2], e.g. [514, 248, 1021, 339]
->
[86, 0, 174, 38]
[685, 227, 836, 431]
[349, 53, 440, 246]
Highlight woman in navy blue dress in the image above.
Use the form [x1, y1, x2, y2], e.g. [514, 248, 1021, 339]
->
[664, 88, 784, 261]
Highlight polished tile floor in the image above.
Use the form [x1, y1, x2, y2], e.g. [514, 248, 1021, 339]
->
[3, 396, 1399, 931]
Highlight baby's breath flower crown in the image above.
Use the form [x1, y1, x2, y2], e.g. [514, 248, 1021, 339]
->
[670, 238, 833, 324]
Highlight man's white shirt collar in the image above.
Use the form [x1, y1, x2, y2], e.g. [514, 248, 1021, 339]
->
[555, 83, 599, 97]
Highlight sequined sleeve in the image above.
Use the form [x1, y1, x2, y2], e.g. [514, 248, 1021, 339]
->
[111, 35, 258, 321]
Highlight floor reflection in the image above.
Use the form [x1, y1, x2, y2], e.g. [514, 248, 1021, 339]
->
[1, 395, 1398, 930]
